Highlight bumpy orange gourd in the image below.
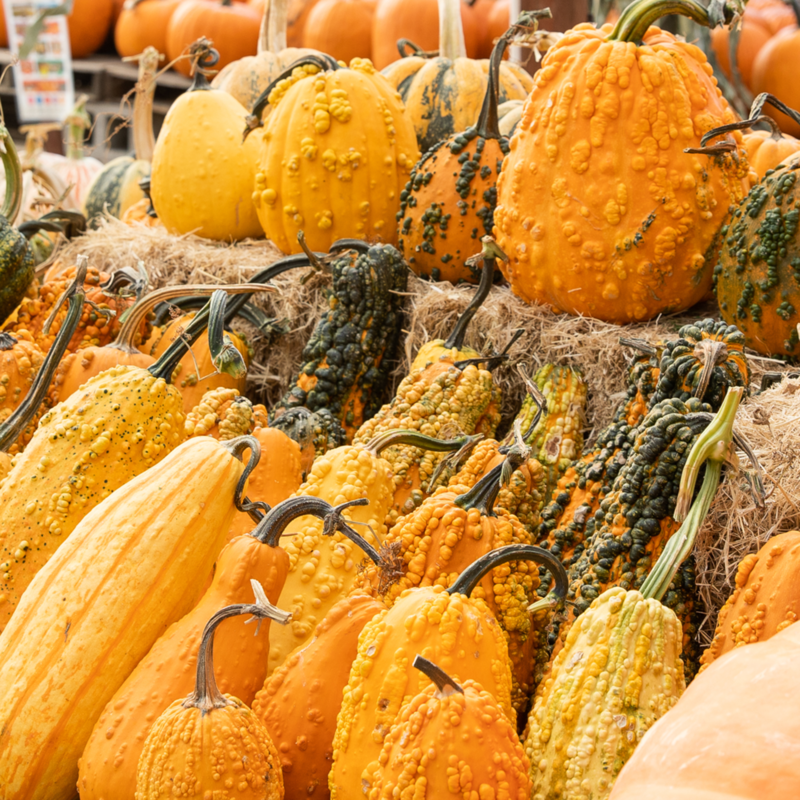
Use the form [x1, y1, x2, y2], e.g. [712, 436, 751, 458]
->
[253, 592, 385, 798]
[493, 0, 751, 323]
[0, 435, 252, 800]
[135, 596, 286, 800]
[368, 656, 531, 799]
[0, 330, 44, 443]
[250, 55, 419, 253]
[699, 530, 800, 671]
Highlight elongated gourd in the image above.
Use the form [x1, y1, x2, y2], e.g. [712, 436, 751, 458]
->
[135, 592, 288, 800]
[78, 496, 363, 800]
[0, 292, 233, 630]
[0, 434, 257, 800]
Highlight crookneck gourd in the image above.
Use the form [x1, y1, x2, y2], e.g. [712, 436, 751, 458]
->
[369, 656, 532, 799]
[381, 0, 532, 153]
[493, 0, 750, 323]
[78, 497, 366, 800]
[248, 54, 420, 252]
[328, 545, 566, 798]
[83, 48, 158, 225]
[0, 434, 259, 800]
[135, 590, 288, 800]
[0, 293, 232, 630]
[253, 591, 386, 799]
[0, 330, 44, 452]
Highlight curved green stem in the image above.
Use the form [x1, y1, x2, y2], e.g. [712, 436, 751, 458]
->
[208, 291, 246, 380]
[608, 0, 731, 42]
[365, 429, 482, 457]
[454, 446, 526, 516]
[188, 40, 219, 92]
[0, 125, 23, 223]
[412, 655, 464, 695]
[396, 38, 438, 58]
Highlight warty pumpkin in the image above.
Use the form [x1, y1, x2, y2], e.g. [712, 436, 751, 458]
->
[0, 331, 44, 448]
[328, 544, 566, 797]
[0, 433, 259, 800]
[493, 0, 751, 323]
[78, 496, 360, 800]
[151, 41, 263, 241]
[253, 591, 386, 798]
[184, 386, 258, 439]
[381, 0, 531, 153]
[249, 54, 420, 253]
[115, 0, 182, 59]
[369, 655, 531, 799]
[135, 590, 288, 800]
[83, 48, 158, 225]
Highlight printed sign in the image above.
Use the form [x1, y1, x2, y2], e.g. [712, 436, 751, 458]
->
[4, 0, 75, 122]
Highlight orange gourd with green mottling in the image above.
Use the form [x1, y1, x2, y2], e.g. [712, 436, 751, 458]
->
[381, 0, 531, 153]
[250, 55, 419, 253]
[253, 592, 385, 798]
[493, 0, 750, 323]
[135, 594, 287, 800]
[0, 434, 254, 800]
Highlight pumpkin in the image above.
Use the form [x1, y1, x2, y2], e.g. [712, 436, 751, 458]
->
[0, 331, 44, 446]
[150, 41, 263, 241]
[0, 293, 230, 630]
[274, 241, 408, 439]
[83, 48, 158, 225]
[184, 387, 258, 439]
[486, 0, 510, 53]
[78, 497, 348, 800]
[166, 0, 261, 77]
[381, 0, 531, 152]
[713, 99, 800, 355]
[471, 0, 498, 58]
[710, 11, 772, 89]
[699, 530, 800, 670]
[743, 119, 800, 178]
[0, 433, 258, 798]
[608, 616, 800, 800]
[65, 0, 115, 57]
[115, 0, 182, 58]
[328, 544, 566, 797]
[371, 0, 479, 69]
[370, 655, 531, 798]
[253, 592, 386, 798]
[249, 55, 419, 253]
[493, 0, 750, 324]
[211, 0, 318, 112]
[135, 591, 287, 800]
[303, 0, 375, 63]
[498, 97, 523, 135]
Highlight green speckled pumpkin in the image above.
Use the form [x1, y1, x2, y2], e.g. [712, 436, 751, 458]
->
[715, 157, 800, 355]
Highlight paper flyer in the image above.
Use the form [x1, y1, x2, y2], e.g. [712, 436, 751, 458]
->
[3, 0, 74, 123]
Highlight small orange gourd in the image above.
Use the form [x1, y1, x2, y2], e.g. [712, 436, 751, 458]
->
[743, 118, 800, 178]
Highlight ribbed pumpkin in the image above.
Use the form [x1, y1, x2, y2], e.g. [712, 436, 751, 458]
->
[135, 594, 286, 800]
[743, 120, 800, 178]
[150, 41, 262, 241]
[66, 0, 115, 57]
[710, 10, 772, 89]
[381, 0, 531, 153]
[115, 0, 182, 58]
[303, 0, 375, 64]
[0, 434, 256, 800]
[253, 592, 385, 798]
[493, 0, 750, 323]
[83, 48, 158, 225]
[211, 0, 317, 112]
[369, 656, 532, 799]
[249, 54, 419, 253]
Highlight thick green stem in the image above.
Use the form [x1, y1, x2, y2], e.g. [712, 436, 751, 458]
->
[365, 429, 481, 457]
[208, 291, 246, 380]
[0, 125, 23, 222]
[438, 0, 467, 60]
[189, 41, 219, 92]
[413, 655, 464, 695]
[608, 0, 728, 42]
[454, 445, 526, 516]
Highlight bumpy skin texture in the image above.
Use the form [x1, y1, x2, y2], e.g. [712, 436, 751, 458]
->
[78, 533, 288, 800]
[252, 59, 420, 253]
[699, 531, 800, 671]
[398, 130, 510, 282]
[135, 697, 283, 800]
[0, 331, 45, 454]
[742, 130, 800, 179]
[0, 437, 243, 800]
[253, 593, 385, 799]
[494, 23, 750, 323]
[0, 365, 187, 630]
[0, 217, 34, 328]
[369, 679, 531, 800]
[382, 55, 532, 153]
[354, 360, 502, 521]
[275, 244, 408, 439]
[329, 585, 515, 799]
[715, 158, 800, 355]
[267, 442, 392, 674]
[184, 387, 255, 439]
[525, 587, 685, 800]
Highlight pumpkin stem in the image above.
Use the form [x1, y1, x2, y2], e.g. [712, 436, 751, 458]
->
[438, 0, 467, 60]
[699, 93, 800, 148]
[0, 263, 86, 452]
[509, 364, 546, 446]
[0, 333, 17, 351]
[454, 441, 527, 516]
[365, 429, 483, 457]
[125, 46, 160, 163]
[186, 581, 291, 713]
[607, 0, 734, 42]
[266, 0, 290, 53]
[412, 655, 464, 696]
[0, 122, 23, 222]
[396, 38, 438, 59]
[619, 336, 659, 357]
[692, 339, 729, 402]
[427, 433, 486, 491]
[640, 388, 742, 601]
[450, 543, 569, 613]
[188, 39, 220, 92]
[208, 291, 247, 380]
[452, 326, 523, 372]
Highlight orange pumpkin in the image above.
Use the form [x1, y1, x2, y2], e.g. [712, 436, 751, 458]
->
[287, 0, 321, 46]
[471, 0, 498, 58]
[752, 19, 800, 136]
[743, 117, 800, 177]
[115, 0, 182, 58]
[67, 0, 115, 58]
[748, 0, 796, 35]
[710, 12, 772, 89]
[486, 0, 509, 56]
[166, 0, 261, 77]
[303, 0, 375, 63]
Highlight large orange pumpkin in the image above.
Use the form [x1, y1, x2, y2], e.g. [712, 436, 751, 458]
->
[493, 0, 750, 324]
[748, 0, 797, 35]
[710, 13, 772, 89]
[67, 0, 115, 58]
[752, 15, 800, 137]
[303, 0, 375, 63]
[115, 0, 182, 58]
